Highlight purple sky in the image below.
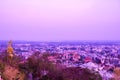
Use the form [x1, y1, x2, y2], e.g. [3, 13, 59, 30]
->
[0, 0, 120, 41]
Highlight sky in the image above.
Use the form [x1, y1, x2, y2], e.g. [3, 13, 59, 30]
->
[0, 0, 120, 41]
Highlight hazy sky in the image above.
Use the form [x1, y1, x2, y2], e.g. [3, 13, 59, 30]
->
[0, 0, 120, 41]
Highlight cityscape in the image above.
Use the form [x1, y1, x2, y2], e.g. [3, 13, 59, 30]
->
[0, 0, 120, 80]
[0, 41, 120, 80]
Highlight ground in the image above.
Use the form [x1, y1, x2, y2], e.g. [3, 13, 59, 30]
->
[2, 65, 25, 80]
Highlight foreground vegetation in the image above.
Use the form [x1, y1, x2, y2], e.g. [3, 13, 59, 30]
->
[0, 51, 102, 80]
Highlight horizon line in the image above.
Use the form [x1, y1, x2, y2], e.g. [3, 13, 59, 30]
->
[0, 40, 120, 42]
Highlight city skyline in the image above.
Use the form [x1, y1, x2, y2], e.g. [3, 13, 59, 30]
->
[0, 0, 120, 41]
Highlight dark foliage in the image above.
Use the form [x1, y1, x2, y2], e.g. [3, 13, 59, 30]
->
[0, 51, 102, 80]
[18, 52, 102, 80]
[63, 67, 102, 80]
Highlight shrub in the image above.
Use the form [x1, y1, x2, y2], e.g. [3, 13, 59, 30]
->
[0, 61, 5, 72]
[62, 67, 102, 80]
[18, 52, 102, 80]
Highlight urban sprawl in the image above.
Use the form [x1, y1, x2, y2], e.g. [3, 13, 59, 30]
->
[0, 41, 120, 80]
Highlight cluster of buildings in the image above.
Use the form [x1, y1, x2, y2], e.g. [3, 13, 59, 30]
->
[0, 41, 120, 79]
[47, 43, 120, 80]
